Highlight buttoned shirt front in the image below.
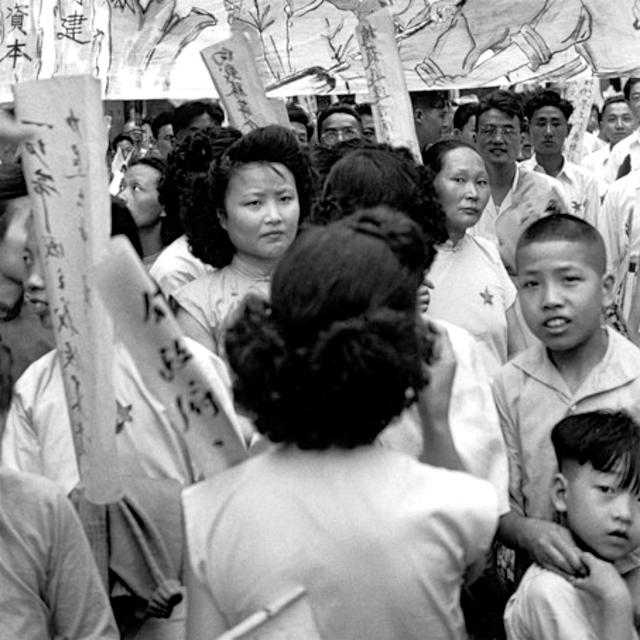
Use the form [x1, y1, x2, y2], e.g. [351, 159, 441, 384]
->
[520, 155, 600, 225]
[472, 165, 569, 275]
[605, 128, 640, 185]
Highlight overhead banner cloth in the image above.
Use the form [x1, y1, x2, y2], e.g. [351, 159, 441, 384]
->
[0, 0, 639, 99]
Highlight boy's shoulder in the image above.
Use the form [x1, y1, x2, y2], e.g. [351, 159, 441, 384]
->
[504, 564, 594, 640]
[495, 329, 640, 390]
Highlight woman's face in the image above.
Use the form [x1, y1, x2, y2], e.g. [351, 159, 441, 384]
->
[433, 146, 490, 240]
[119, 163, 164, 229]
[0, 195, 32, 310]
[221, 162, 300, 268]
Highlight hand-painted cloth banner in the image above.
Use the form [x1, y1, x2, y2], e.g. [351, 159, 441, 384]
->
[0, 1, 639, 100]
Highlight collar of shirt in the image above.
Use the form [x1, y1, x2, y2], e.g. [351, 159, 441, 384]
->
[484, 163, 521, 221]
[511, 327, 640, 401]
[229, 254, 272, 283]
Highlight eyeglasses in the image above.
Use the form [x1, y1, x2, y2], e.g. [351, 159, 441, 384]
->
[477, 124, 519, 139]
[320, 126, 360, 144]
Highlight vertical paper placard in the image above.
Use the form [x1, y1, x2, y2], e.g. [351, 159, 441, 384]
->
[96, 237, 248, 478]
[356, 8, 422, 164]
[216, 587, 322, 640]
[201, 34, 281, 134]
[564, 75, 598, 163]
[15, 75, 120, 504]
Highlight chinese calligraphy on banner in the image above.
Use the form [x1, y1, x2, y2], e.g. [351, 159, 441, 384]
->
[15, 75, 121, 504]
[1, 2, 639, 103]
[0, 0, 640, 100]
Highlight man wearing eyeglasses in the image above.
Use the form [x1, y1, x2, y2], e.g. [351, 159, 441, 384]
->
[472, 89, 569, 276]
[316, 104, 362, 148]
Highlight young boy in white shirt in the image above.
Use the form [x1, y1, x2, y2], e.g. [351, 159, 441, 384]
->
[504, 410, 640, 640]
[494, 213, 640, 578]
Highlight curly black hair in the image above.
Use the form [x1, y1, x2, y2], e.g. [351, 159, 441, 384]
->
[159, 126, 242, 256]
[225, 206, 432, 450]
[198, 125, 316, 268]
[312, 144, 448, 270]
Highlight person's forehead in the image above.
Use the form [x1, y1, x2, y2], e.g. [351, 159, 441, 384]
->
[127, 164, 160, 184]
[531, 105, 566, 121]
[158, 123, 174, 138]
[323, 112, 358, 129]
[603, 102, 632, 119]
[517, 239, 599, 271]
[478, 108, 519, 126]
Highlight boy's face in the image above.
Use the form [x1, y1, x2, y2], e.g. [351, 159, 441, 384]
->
[516, 240, 613, 354]
[552, 461, 640, 561]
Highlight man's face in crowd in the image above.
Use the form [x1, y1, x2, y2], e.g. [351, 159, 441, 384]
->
[601, 102, 636, 146]
[476, 108, 521, 168]
[529, 105, 568, 158]
[155, 124, 175, 160]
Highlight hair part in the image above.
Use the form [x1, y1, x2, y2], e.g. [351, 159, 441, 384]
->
[516, 213, 607, 274]
[477, 89, 525, 128]
[552, 410, 640, 494]
[453, 103, 478, 131]
[524, 89, 574, 122]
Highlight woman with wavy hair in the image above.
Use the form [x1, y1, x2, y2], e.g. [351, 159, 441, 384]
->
[182, 206, 498, 640]
[173, 125, 315, 355]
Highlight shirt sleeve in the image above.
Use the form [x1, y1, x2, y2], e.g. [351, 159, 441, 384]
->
[581, 173, 601, 228]
[47, 489, 119, 639]
[492, 369, 525, 517]
[597, 185, 625, 277]
[505, 571, 597, 640]
[1, 391, 43, 478]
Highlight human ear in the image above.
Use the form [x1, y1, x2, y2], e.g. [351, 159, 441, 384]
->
[217, 209, 228, 232]
[551, 473, 569, 513]
[601, 272, 615, 307]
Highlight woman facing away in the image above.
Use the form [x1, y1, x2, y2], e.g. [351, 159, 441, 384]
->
[173, 125, 315, 356]
[182, 206, 499, 640]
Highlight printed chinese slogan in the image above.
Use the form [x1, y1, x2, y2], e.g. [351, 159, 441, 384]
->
[0, 1, 639, 100]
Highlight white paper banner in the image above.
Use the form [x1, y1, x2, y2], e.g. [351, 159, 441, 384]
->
[96, 236, 248, 479]
[16, 75, 121, 504]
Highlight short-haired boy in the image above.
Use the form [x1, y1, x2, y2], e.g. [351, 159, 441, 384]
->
[494, 214, 640, 577]
[504, 410, 640, 640]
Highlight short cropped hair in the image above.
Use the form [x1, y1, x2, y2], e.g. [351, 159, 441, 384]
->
[410, 90, 448, 112]
[0, 163, 27, 241]
[286, 103, 314, 140]
[173, 100, 224, 134]
[516, 213, 606, 273]
[151, 111, 174, 139]
[600, 95, 631, 122]
[624, 78, 640, 101]
[552, 410, 640, 493]
[524, 89, 574, 122]
[205, 125, 315, 268]
[316, 103, 362, 139]
[355, 103, 373, 118]
[225, 206, 431, 450]
[453, 103, 478, 131]
[477, 89, 525, 128]
[161, 126, 241, 261]
[316, 144, 448, 267]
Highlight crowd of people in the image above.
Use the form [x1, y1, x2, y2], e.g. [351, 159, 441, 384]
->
[3, 78, 640, 640]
